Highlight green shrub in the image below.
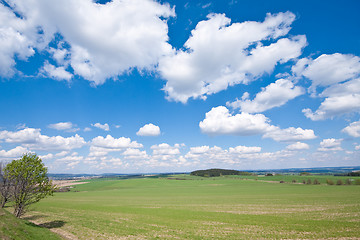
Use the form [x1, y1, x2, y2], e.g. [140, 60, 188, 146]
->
[302, 179, 306, 184]
[326, 179, 334, 185]
[336, 179, 343, 185]
[313, 179, 320, 185]
[292, 179, 297, 183]
[306, 179, 312, 185]
[345, 179, 352, 185]
[354, 179, 360, 185]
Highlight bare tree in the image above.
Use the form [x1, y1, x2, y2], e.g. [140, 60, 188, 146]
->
[0, 162, 13, 208]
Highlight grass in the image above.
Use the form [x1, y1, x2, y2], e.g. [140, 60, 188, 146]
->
[17, 175, 360, 239]
[0, 208, 61, 240]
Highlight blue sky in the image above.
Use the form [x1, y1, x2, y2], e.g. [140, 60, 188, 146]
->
[0, 0, 359, 173]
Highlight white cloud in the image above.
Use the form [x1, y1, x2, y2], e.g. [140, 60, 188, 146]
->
[0, 3, 36, 77]
[92, 123, 110, 131]
[227, 79, 304, 113]
[199, 106, 316, 142]
[318, 138, 343, 152]
[199, 106, 273, 136]
[286, 142, 310, 151]
[0, 128, 86, 151]
[122, 148, 148, 160]
[41, 62, 72, 81]
[0, 146, 28, 159]
[263, 127, 316, 142]
[159, 11, 306, 103]
[303, 94, 360, 121]
[48, 122, 79, 132]
[355, 145, 360, 151]
[293, 53, 360, 120]
[228, 145, 261, 154]
[90, 135, 142, 153]
[83, 127, 92, 132]
[136, 123, 161, 136]
[293, 53, 360, 90]
[151, 143, 181, 155]
[1, 0, 175, 84]
[342, 120, 360, 137]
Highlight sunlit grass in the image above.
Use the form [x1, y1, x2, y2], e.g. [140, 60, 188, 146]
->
[27, 176, 360, 239]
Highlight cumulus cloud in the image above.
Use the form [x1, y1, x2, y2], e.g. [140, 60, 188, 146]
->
[41, 62, 73, 81]
[318, 138, 343, 152]
[0, 0, 175, 84]
[91, 123, 110, 131]
[0, 146, 28, 159]
[293, 53, 360, 120]
[90, 135, 143, 156]
[199, 106, 316, 142]
[122, 148, 148, 160]
[159, 11, 306, 103]
[227, 79, 304, 113]
[263, 127, 316, 142]
[342, 120, 360, 137]
[286, 142, 310, 151]
[136, 123, 161, 136]
[48, 121, 79, 132]
[0, 128, 86, 151]
[151, 143, 181, 155]
[199, 106, 273, 136]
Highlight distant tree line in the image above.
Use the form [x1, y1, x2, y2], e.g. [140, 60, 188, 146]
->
[190, 168, 252, 177]
[0, 153, 55, 217]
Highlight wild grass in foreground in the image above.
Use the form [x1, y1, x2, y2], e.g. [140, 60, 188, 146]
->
[0, 208, 61, 240]
[23, 176, 360, 239]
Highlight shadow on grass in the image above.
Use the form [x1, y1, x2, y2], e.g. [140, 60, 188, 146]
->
[25, 220, 66, 229]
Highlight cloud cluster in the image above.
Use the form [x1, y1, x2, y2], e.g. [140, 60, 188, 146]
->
[0, 0, 175, 84]
[0, 128, 86, 151]
[342, 120, 360, 137]
[199, 106, 316, 142]
[318, 138, 343, 152]
[159, 11, 306, 103]
[227, 79, 304, 113]
[293, 53, 360, 120]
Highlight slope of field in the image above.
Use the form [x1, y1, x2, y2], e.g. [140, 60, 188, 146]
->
[25, 176, 360, 239]
[0, 208, 61, 240]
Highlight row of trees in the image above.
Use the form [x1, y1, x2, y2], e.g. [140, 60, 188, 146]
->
[190, 168, 252, 177]
[0, 153, 55, 217]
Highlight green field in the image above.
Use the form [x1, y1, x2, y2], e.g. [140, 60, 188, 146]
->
[7, 175, 360, 239]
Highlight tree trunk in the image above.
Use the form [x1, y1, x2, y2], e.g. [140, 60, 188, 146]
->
[0, 197, 7, 208]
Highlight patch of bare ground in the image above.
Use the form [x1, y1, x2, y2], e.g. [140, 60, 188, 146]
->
[24, 214, 78, 240]
[52, 180, 89, 187]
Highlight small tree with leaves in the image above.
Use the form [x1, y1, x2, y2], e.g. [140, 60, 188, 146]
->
[0, 162, 13, 208]
[5, 153, 55, 217]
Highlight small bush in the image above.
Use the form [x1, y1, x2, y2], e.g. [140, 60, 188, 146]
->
[280, 180, 285, 183]
[355, 179, 360, 185]
[292, 179, 297, 183]
[265, 173, 273, 176]
[313, 179, 320, 185]
[302, 179, 306, 184]
[326, 179, 334, 185]
[306, 179, 312, 185]
[345, 179, 352, 185]
[336, 179, 343, 185]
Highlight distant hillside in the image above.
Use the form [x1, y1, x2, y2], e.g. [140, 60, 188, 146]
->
[190, 168, 252, 177]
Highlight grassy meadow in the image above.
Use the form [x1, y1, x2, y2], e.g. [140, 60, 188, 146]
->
[10, 175, 360, 239]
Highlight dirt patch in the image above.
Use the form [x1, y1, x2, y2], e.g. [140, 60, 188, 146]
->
[52, 180, 89, 187]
